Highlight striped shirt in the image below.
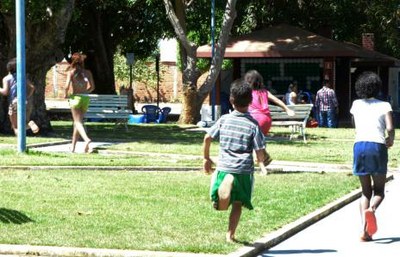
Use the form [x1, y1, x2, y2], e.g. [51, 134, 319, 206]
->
[315, 86, 338, 111]
[207, 110, 266, 174]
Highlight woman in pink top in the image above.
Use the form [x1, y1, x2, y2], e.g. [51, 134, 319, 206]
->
[245, 70, 294, 135]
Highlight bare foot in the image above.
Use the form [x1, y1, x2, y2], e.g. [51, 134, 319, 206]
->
[84, 140, 92, 153]
[226, 234, 237, 243]
[360, 231, 373, 242]
[28, 120, 40, 134]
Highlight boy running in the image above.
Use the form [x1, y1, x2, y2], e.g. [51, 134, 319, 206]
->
[203, 79, 270, 242]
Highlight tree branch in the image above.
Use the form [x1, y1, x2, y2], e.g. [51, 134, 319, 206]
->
[185, 0, 194, 7]
[199, 0, 237, 96]
[162, 0, 196, 55]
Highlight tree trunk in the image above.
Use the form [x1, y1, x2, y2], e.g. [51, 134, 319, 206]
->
[180, 86, 200, 124]
[175, 0, 188, 72]
[83, 11, 116, 94]
[163, 0, 237, 124]
[0, 1, 75, 135]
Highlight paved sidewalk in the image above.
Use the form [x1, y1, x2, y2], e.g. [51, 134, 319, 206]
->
[255, 171, 400, 257]
[30, 141, 117, 154]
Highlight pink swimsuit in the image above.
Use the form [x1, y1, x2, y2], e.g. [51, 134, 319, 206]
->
[248, 89, 272, 135]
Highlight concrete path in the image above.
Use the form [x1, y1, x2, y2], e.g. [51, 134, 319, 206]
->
[31, 141, 116, 154]
[256, 171, 400, 257]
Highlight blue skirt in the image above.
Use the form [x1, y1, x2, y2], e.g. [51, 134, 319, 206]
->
[353, 142, 388, 176]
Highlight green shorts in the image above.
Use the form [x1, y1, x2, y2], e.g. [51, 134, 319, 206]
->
[210, 171, 254, 210]
[69, 95, 90, 111]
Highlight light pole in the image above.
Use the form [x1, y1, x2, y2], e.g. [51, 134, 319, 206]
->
[16, 0, 27, 152]
[126, 52, 135, 113]
[210, 0, 216, 121]
[156, 53, 160, 108]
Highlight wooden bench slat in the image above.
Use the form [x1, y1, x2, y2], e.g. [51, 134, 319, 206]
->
[269, 104, 313, 143]
[83, 94, 132, 131]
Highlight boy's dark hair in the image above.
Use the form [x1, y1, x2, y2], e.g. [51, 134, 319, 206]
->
[244, 70, 264, 90]
[230, 79, 252, 108]
[7, 58, 16, 73]
[355, 71, 381, 99]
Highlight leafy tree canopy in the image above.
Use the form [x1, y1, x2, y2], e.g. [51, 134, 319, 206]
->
[65, 0, 171, 60]
[232, 0, 400, 57]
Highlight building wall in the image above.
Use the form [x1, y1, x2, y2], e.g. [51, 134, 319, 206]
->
[45, 39, 184, 103]
[132, 62, 183, 103]
[45, 61, 184, 103]
[45, 60, 70, 99]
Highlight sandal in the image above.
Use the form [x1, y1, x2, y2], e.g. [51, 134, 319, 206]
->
[364, 209, 377, 236]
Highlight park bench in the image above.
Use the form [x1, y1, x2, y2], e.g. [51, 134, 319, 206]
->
[270, 103, 313, 143]
[84, 94, 132, 131]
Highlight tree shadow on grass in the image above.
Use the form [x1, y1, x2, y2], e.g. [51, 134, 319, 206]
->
[0, 208, 34, 224]
[79, 123, 205, 145]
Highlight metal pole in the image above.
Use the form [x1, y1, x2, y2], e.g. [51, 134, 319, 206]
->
[126, 53, 135, 113]
[156, 54, 160, 108]
[129, 64, 133, 90]
[211, 0, 216, 120]
[16, 0, 27, 152]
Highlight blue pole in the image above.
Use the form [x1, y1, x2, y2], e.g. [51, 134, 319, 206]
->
[211, 0, 216, 121]
[16, 0, 27, 152]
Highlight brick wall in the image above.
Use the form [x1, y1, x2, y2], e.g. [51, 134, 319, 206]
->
[131, 62, 183, 103]
[362, 33, 374, 51]
[45, 61, 184, 103]
[45, 60, 69, 99]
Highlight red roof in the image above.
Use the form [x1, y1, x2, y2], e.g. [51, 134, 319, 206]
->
[197, 24, 399, 64]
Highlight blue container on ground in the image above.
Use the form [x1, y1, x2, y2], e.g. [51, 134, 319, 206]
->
[128, 114, 145, 124]
[87, 118, 104, 122]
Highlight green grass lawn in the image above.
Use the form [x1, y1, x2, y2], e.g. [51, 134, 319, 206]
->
[0, 121, 397, 254]
[0, 169, 359, 254]
[2, 121, 397, 168]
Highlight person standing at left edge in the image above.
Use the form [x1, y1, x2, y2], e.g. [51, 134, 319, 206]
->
[1, 58, 40, 135]
[350, 71, 395, 242]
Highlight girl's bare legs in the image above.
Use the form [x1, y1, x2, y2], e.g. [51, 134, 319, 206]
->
[71, 123, 80, 152]
[26, 102, 39, 134]
[10, 112, 39, 136]
[71, 107, 91, 153]
[226, 201, 242, 242]
[9, 113, 18, 135]
[358, 175, 386, 239]
[370, 175, 386, 210]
